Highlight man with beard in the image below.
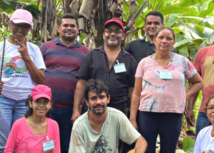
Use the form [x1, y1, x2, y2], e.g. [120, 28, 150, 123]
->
[40, 14, 89, 153]
[71, 18, 137, 122]
[69, 79, 147, 153]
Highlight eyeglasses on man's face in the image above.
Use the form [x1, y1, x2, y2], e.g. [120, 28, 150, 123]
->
[104, 29, 123, 34]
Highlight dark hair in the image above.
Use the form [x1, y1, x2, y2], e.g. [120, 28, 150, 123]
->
[25, 96, 50, 118]
[58, 13, 79, 27]
[84, 79, 109, 101]
[155, 26, 175, 40]
[145, 11, 164, 24]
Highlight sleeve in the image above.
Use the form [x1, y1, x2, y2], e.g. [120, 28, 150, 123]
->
[193, 49, 203, 74]
[119, 114, 141, 145]
[33, 45, 46, 70]
[4, 121, 19, 153]
[40, 43, 46, 57]
[193, 131, 202, 153]
[52, 122, 60, 153]
[68, 130, 86, 153]
[185, 58, 197, 79]
[128, 56, 137, 87]
[135, 59, 145, 78]
[75, 52, 91, 80]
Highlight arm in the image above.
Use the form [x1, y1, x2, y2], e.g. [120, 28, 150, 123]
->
[16, 39, 45, 84]
[129, 77, 142, 130]
[135, 136, 147, 153]
[71, 79, 87, 124]
[128, 87, 134, 99]
[0, 81, 4, 94]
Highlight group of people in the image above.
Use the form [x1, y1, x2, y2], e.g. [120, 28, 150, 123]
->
[0, 8, 213, 153]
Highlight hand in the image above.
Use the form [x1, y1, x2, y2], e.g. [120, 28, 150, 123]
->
[0, 81, 4, 94]
[71, 111, 81, 124]
[130, 120, 138, 130]
[15, 39, 30, 61]
[185, 109, 195, 126]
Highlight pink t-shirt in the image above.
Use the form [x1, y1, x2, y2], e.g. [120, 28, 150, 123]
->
[135, 53, 197, 113]
[193, 45, 214, 113]
[4, 117, 60, 153]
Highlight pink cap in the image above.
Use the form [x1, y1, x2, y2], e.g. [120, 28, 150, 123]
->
[30, 85, 52, 101]
[104, 18, 124, 31]
[10, 9, 33, 26]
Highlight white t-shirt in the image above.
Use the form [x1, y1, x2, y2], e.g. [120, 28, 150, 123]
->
[194, 125, 214, 153]
[69, 107, 141, 153]
[0, 40, 46, 100]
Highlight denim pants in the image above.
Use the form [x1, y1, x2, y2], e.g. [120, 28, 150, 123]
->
[196, 112, 209, 137]
[50, 106, 73, 153]
[0, 95, 28, 153]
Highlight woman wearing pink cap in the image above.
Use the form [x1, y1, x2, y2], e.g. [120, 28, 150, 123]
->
[0, 9, 46, 152]
[4, 85, 60, 153]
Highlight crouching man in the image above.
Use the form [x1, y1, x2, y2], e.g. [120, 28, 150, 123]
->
[69, 79, 147, 153]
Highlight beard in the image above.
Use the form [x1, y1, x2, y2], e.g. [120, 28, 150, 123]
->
[105, 36, 122, 47]
[61, 30, 76, 41]
[89, 104, 106, 116]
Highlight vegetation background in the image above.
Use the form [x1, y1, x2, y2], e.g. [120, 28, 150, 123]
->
[0, 0, 213, 152]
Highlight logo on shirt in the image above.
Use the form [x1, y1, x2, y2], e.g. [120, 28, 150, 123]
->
[92, 135, 113, 153]
[4, 56, 28, 75]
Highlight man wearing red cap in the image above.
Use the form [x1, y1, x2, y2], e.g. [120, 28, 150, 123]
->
[72, 18, 137, 124]
[0, 9, 45, 153]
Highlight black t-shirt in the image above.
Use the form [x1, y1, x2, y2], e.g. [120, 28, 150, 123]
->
[76, 45, 137, 105]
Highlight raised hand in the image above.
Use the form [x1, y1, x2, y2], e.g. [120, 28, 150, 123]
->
[15, 38, 30, 61]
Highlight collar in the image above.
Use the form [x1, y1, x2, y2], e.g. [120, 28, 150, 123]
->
[54, 37, 81, 48]
[98, 45, 129, 56]
[140, 36, 154, 44]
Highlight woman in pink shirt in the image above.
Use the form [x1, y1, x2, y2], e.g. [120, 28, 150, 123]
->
[4, 85, 60, 153]
[129, 26, 203, 152]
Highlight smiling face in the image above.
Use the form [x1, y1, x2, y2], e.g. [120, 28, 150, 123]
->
[85, 91, 110, 116]
[145, 15, 163, 39]
[103, 24, 124, 48]
[154, 28, 175, 55]
[10, 22, 31, 40]
[29, 98, 51, 117]
[57, 18, 79, 42]
[206, 98, 214, 124]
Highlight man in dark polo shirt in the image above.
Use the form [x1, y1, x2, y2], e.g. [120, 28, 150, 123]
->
[40, 14, 89, 153]
[126, 11, 164, 63]
[71, 18, 137, 123]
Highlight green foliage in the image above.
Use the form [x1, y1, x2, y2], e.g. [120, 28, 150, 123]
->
[183, 138, 195, 152]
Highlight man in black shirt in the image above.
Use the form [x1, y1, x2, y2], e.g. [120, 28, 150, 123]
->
[126, 11, 164, 63]
[71, 18, 137, 124]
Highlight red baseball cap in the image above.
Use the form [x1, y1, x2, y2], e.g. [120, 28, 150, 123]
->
[104, 18, 124, 31]
[30, 85, 52, 101]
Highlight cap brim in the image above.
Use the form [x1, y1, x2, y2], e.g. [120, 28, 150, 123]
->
[105, 22, 124, 30]
[11, 19, 32, 26]
[32, 94, 51, 101]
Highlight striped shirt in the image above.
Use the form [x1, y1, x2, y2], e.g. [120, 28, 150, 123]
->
[40, 38, 89, 108]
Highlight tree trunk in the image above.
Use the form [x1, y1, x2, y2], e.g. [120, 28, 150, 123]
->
[63, 0, 73, 13]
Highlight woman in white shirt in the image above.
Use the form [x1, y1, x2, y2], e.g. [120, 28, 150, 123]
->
[194, 95, 214, 153]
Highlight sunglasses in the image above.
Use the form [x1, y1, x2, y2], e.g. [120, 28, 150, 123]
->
[12, 22, 31, 31]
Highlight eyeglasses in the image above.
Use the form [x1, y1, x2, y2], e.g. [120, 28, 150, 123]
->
[12, 22, 31, 31]
[206, 106, 214, 111]
[104, 29, 123, 34]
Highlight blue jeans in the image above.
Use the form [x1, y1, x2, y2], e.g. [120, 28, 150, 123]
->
[50, 107, 73, 153]
[196, 112, 209, 137]
[138, 111, 183, 153]
[0, 95, 28, 153]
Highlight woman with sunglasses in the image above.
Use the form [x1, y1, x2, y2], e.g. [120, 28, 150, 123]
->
[0, 9, 45, 152]
[4, 85, 60, 153]
[194, 95, 214, 153]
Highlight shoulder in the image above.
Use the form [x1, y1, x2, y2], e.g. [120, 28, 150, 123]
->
[41, 40, 56, 48]
[72, 112, 88, 131]
[47, 118, 59, 128]
[107, 107, 126, 119]
[196, 45, 214, 57]
[13, 117, 25, 128]
[78, 42, 90, 53]
[128, 39, 142, 45]
[198, 125, 212, 136]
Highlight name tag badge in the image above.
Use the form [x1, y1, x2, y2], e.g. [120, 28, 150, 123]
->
[114, 63, 126, 73]
[42, 140, 55, 152]
[160, 71, 173, 80]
